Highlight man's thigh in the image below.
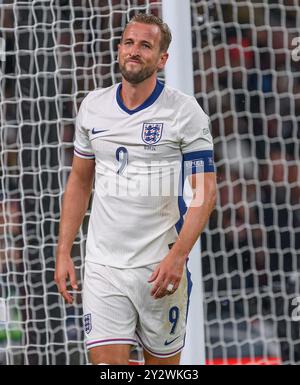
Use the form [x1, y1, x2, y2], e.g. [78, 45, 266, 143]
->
[89, 344, 132, 365]
[143, 349, 181, 365]
[83, 262, 138, 351]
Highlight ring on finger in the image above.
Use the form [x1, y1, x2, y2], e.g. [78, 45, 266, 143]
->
[166, 283, 174, 292]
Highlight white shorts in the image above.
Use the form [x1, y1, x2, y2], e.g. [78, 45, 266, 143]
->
[82, 261, 192, 358]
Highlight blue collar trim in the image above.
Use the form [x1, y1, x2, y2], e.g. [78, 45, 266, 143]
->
[116, 80, 164, 115]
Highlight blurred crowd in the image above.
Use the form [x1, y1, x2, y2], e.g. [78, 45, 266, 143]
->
[194, 2, 300, 289]
[193, 1, 300, 363]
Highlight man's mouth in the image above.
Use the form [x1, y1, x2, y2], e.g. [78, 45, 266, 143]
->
[126, 58, 142, 64]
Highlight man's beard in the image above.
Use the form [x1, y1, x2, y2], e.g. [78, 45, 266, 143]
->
[119, 60, 157, 84]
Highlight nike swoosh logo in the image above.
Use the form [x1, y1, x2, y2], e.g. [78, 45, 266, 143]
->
[92, 128, 109, 135]
[164, 336, 180, 346]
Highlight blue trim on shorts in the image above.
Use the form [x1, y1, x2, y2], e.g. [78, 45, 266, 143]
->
[181, 261, 193, 351]
[185, 261, 193, 322]
[74, 147, 95, 159]
[86, 338, 137, 350]
[135, 331, 184, 358]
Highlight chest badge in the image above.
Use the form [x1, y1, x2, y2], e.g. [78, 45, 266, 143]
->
[142, 123, 163, 145]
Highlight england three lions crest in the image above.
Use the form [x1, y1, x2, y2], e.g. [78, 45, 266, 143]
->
[142, 123, 163, 145]
[83, 313, 92, 334]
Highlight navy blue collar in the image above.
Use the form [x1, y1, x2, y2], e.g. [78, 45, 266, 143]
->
[116, 80, 164, 115]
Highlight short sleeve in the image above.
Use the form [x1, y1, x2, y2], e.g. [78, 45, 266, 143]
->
[74, 96, 95, 159]
[179, 97, 215, 173]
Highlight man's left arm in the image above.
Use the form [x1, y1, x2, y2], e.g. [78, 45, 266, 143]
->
[148, 171, 217, 299]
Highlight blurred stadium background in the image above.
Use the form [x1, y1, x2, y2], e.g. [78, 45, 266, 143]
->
[0, 0, 300, 365]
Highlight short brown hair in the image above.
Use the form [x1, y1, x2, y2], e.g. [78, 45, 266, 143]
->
[122, 13, 172, 53]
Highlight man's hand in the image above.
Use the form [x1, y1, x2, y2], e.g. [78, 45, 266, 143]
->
[55, 255, 78, 304]
[148, 253, 186, 300]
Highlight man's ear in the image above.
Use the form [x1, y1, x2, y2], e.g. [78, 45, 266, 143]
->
[158, 52, 169, 70]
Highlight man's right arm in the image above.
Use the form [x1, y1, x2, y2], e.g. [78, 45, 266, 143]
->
[55, 155, 95, 304]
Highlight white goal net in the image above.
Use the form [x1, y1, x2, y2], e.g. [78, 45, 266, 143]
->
[0, 0, 299, 365]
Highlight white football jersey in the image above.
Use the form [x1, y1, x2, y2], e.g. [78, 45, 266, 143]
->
[74, 80, 214, 268]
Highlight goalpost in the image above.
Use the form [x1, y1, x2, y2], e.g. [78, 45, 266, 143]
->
[162, 0, 206, 366]
[0, 0, 299, 365]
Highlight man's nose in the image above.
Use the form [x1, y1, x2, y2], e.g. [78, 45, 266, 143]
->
[129, 43, 141, 56]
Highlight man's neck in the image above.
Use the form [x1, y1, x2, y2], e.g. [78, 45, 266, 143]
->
[120, 76, 157, 110]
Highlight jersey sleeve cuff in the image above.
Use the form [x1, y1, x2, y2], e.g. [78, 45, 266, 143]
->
[74, 147, 95, 159]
